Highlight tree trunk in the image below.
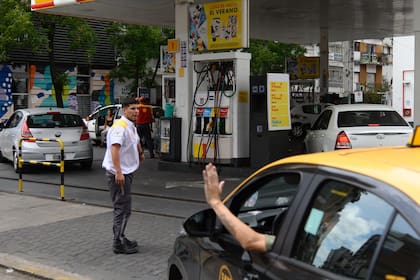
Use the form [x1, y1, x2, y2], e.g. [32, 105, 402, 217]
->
[47, 26, 64, 108]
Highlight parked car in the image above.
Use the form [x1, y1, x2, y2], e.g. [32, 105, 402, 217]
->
[84, 104, 163, 145]
[168, 126, 420, 280]
[84, 105, 122, 144]
[304, 104, 413, 153]
[0, 107, 93, 172]
[290, 103, 332, 138]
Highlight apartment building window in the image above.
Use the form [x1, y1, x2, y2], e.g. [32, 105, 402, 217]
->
[329, 66, 343, 87]
[354, 42, 360, 52]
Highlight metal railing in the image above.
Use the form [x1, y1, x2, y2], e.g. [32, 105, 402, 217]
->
[17, 137, 65, 200]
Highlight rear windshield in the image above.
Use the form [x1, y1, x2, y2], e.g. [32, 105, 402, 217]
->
[28, 113, 83, 128]
[338, 110, 409, 127]
[302, 105, 323, 114]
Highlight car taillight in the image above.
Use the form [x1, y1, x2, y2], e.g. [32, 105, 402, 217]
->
[80, 122, 90, 141]
[335, 131, 352, 149]
[21, 120, 36, 142]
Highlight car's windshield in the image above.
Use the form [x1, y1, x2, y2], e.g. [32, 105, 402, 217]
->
[28, 113, 83, 128]
[338, 110, 409, 127]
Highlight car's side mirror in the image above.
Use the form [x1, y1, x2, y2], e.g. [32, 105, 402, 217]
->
[183, 208, 216, 237]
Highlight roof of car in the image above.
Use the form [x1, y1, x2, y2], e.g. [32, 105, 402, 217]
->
[260, 145, 420, 204]
[17, 107, 79, 115]
[326, 104, 395, 111]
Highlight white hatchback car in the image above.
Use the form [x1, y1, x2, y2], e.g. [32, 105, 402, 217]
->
[84, 104, 163, 145]
[0, 107, 93, 171]
[304, 104, 413, 153]
[290, 103, 332, 138]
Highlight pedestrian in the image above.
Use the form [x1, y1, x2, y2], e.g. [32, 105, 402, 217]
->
[100, 108, 114, 147]
[202, 163, 274, 252]
[102, 97, 145, 254]
[135, 97, 155, 158]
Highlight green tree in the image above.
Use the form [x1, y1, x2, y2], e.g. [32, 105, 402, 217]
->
[106, 23, 174, 94]
[35, 13, 97, 107]
[0, 0, 45, 61]
[0, 0, 97, 108]
[247, 39, 306, 75]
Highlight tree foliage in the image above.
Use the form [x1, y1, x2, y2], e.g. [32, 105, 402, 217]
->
[0, 0, 97, 107]
[34, 13, 97, 107]
[247, 39, 306, 75]
[0, 0, 45, 61]
[106, 23, 174, 94]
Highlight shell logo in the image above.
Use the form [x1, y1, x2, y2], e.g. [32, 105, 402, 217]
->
[218, 265, 233, 280]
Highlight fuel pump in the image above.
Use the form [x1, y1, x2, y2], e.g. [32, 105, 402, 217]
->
[190, 52, 251, 166]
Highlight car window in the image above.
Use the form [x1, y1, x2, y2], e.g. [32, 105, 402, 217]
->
[5, 112, 23, 128]
[302, 104, 322, 114]
[28, 114, 83, 128]
[291, 180, 394, 279]
[338, 110, 409, 128]
[311, 110, 332, 130]
[236, 173, 300, 235]
[372, 214, 420, 280]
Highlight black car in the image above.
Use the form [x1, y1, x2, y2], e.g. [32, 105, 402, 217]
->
[167, 143, 420, 280]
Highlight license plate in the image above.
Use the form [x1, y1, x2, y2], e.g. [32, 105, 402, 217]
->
[46, 154, 63, 161]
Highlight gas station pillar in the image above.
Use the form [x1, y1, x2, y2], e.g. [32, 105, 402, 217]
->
[174, 0, 194, 162]
[414, 0, 420, 126]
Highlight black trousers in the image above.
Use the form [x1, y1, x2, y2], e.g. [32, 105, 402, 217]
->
[137, 123, 154, 156]
[106, 171, 133, 243]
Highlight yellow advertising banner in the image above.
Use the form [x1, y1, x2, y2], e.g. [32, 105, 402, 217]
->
[204, 0, 242, 50]
[267, 74, 291, 131]
[167, 39, 179, 53]
[189, 0, 249, 52]
[287, 56, 320, 80]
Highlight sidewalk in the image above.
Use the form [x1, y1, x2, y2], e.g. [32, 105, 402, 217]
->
[0, 147, 255, 280]
[0, 192, 183, 280]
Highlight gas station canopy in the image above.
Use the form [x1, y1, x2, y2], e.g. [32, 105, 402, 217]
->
[41, 0, 415, 43]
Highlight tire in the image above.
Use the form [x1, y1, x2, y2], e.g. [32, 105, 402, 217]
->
[80, 159, 93, 169]
[0, 150, 6, 163]
[291, 123, 304, 138]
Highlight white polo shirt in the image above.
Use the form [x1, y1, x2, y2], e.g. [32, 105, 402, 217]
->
[102, 116, 140, 175]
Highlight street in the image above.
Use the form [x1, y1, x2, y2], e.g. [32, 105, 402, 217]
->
[0, 146, 250, 280]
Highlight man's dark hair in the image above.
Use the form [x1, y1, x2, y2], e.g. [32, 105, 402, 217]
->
[121, 97, 138, 108]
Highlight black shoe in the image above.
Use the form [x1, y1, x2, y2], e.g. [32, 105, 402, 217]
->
[113, 242, 138, 254]
[122, 237, 138, 249]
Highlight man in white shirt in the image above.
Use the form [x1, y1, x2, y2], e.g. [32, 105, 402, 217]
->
[102, 97, 145, 254]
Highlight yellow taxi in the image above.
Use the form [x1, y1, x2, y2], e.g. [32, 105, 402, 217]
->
[168, 127, 420, 280]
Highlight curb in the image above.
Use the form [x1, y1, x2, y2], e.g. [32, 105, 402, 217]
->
[0, 252, 91, 280]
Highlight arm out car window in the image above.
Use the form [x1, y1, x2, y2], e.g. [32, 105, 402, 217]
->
[291, 180, 394, 279]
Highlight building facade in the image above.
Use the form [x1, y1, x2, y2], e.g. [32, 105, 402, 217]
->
[0, 19, 116, 123]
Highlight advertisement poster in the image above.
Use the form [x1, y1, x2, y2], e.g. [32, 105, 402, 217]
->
[267, 73, 291, 131]
[189, 0, 248, 52]
[160, 46, 176, 73]
[287, 56, 320, 80]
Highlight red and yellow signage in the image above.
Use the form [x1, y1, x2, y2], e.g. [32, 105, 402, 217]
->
[31, 0, 94, 11]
